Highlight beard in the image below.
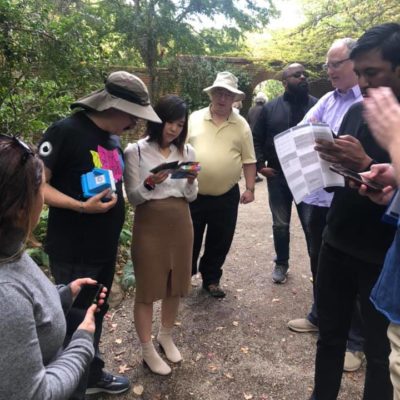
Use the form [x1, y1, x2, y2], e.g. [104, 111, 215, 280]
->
[287, 81, 309, 96]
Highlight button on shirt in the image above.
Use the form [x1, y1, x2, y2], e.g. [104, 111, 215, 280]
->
[188, 106, 256, 196]
[300, 85, 363, 206]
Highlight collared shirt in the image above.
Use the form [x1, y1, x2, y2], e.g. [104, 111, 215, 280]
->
[188, 106, 256, 196]
[124, 139, 198, 206]
[300, 85, 363, 207]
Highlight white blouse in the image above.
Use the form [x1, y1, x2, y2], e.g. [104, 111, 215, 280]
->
[124, 138, 198, 206]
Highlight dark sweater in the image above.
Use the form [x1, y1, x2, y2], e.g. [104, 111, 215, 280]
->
[323, 102, 395, 265]
[252, 92, 317, 172]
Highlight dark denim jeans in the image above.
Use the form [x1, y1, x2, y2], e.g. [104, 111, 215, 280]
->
[266, 173, 311, 267]
[312, 242, 392, 400]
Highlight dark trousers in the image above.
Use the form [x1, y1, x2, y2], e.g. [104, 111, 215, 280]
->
[312, 242, 392, 400]
[50, 258, 116, 400]
[267, 174, 311, 266]
[190, 184, 240, 287]
[306, 205, 364, 352]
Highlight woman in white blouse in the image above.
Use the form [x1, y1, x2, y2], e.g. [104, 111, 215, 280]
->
[124, 95, 198, 375]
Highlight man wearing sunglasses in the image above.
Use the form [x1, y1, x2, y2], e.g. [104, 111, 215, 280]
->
[253, 63, 317, 284]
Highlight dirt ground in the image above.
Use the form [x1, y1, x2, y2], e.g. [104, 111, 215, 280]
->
[96, 178, 364, 400]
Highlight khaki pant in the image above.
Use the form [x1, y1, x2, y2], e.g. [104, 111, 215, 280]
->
[388, 323, 400, 400]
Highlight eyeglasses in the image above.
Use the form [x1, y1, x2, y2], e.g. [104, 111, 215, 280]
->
[322, 58, 350, 70]
[0, 134, 34, 165]
[287, 71, 309, 79]
[211, 88, 235, 99]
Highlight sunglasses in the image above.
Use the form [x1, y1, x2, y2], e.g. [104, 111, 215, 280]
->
[287, 71, 309, 79]
[0, 134, 35, 165]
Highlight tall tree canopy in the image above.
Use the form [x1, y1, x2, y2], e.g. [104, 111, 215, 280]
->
[251, 0, 400, 68]
[106, 0, 276, 95]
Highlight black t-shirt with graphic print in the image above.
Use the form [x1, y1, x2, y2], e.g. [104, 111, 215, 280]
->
[38, 111, 125, 264]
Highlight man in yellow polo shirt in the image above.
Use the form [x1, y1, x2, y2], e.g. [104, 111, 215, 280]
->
[188, 71, 256, 298]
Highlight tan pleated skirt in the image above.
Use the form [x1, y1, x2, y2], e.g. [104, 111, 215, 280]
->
[132, 197, 193, 304]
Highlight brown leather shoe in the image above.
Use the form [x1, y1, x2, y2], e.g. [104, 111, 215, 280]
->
[204, 284, 226, 298]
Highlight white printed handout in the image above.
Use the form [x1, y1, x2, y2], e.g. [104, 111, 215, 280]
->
[273, 123, 344, 204]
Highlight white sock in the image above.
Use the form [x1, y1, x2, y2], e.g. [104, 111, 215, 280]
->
[141, 340, 171, 375]
[157, 326, 182, 363]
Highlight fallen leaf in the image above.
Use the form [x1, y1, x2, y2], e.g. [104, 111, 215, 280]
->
[236, 288, 244, 292]
[215, 326, 224, 331]
[208, 364, 219, 373]
[174, 321, 182, 326]
[272, 298, 280, 303]
[232, 321, 239, 326]
[195, 353, 203, 361]
[224, 372, 234, 379]
[115, 338, 122, 344]
[240, 346, 249, 354]
[133, 384, 144, 395]
[118, 364, 132, 374]
[243, 393, 253, 399]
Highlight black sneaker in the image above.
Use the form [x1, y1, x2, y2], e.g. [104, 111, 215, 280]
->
[85, 371, 130, 395]
[272, 264, 288, 284]
[255, 175, 263, 183]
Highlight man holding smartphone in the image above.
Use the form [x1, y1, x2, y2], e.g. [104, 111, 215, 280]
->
[309, 23, 400, 399]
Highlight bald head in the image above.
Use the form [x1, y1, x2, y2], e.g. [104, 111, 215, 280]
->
[282, 63, 305, 80]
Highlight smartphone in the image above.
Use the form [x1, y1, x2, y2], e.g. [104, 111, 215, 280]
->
[73, 284, 103, 309]
[329, 164, 384, 192]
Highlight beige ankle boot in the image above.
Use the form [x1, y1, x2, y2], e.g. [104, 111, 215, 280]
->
[141, 340, 171, 375]
[157, 326, 182, 363]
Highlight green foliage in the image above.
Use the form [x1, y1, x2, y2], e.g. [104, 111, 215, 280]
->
[262, 80, 283, 101]
[257, 0, 400, 68]
[26, 247, 49, 268]
[0, 0, 120, 139]
[165, 56, 252, 112]
[106, 0, 276, 96]
[120, 260, 136, 290]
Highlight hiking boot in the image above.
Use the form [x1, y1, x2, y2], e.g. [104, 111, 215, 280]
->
[344, 350, 365, 372]
[85, 371, 130, 395]
[287, 318, 318, 333]
[272, 264, 288, 284]
[203, 283, 226, 298]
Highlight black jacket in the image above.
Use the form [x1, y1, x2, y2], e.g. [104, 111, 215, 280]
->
[253, 93, 317, 172]
[324, 102, 395, 265]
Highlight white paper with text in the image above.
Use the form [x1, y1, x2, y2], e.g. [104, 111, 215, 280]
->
[273, 123, 344, 204]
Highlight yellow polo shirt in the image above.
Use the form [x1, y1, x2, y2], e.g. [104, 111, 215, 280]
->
[188, 106, 256, 196]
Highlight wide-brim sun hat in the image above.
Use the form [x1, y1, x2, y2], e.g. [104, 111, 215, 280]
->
[71, 71, 161, 123]
[203, 71, 245, 101]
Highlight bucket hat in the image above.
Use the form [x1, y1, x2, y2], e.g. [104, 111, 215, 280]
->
[71, 71, 161, 123]
[203, 71, 245, 101]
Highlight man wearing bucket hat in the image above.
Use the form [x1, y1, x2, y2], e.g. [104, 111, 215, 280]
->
[188, 71, 256, 298]
[38, 71, 161, 398]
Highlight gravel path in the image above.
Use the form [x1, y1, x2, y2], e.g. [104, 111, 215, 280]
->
[98, 178, 364, 400]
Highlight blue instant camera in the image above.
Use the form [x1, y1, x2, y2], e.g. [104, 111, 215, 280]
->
[81, 168, 116, 199]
